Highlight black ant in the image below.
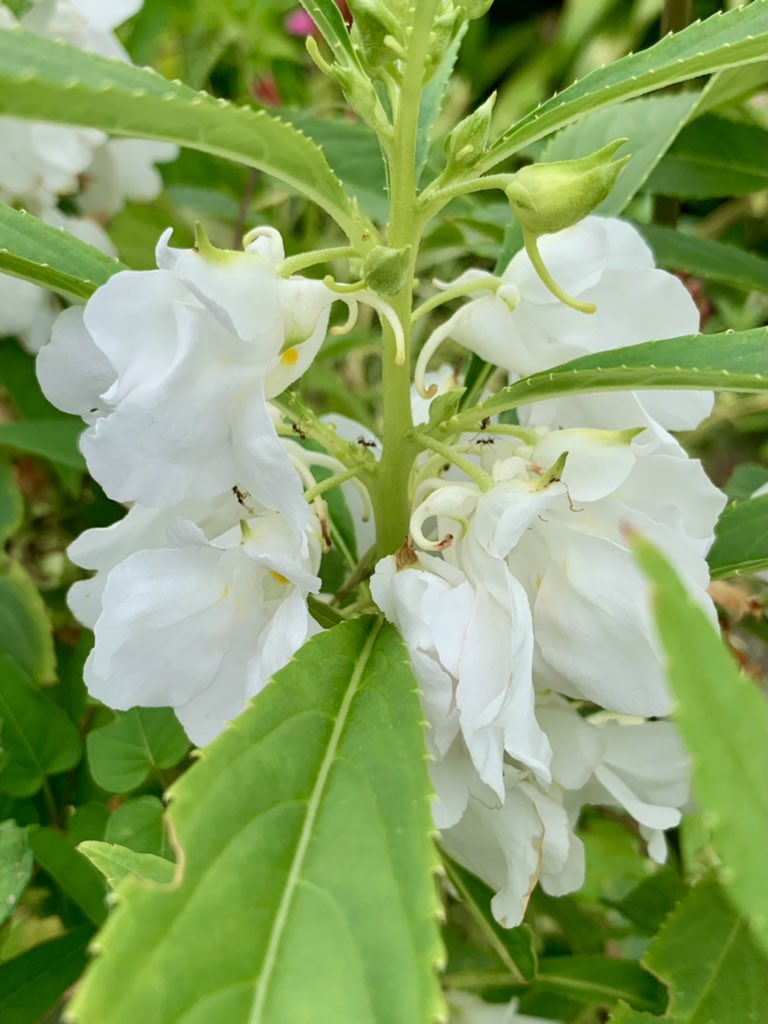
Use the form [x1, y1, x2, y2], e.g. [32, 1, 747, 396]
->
[479, 416, 491, 430]
[357, 436, 378, 449]
[291, 421, 308, 440]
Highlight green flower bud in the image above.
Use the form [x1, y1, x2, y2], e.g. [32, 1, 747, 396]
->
[425, 6, 462, 79]
[364, 245, 412, 295]
[445, 92, 496, 169]
[347, 0, 407, 68]
[505, 139, 630, 236]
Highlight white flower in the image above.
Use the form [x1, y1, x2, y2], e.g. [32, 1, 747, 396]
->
[410, 424, 724, 716]
[37, 228, 337, 532]
[68, 492, 322, 745]
[417, 217, 712, 432]
[78, 138, 179, 220]
[0, 273, 57, 353]
[21, 0, 143, 59]
[371, 547, 551, 825]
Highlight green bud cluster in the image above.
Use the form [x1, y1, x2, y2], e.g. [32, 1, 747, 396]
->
[444, 92, 496, 173]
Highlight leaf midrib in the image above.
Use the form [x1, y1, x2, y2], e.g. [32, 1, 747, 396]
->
[247, 617, 383, 1024]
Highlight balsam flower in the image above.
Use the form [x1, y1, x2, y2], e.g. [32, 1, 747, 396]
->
[37, 228, 338, 532]
[68, 491, 322, 745]
[416, 216, 713, 432]
[409, 424, 724, 716]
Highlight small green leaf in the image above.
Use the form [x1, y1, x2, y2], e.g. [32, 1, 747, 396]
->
[647, 114, 768, 198]
[0, 560, 56, 686]
[0, 463, 23, 544]
[69, 617, 445, 1024]
[28, 827, 106, 925]
[0, 420, 85, 471]
[725, 464, 768, 502]
[86, 708, 190, 794]
[635, 223, 768, 294]
[298, 0, 358, 66]
[0, 926, 93, 1024]
[479, 2, 768, 171]
[443, 857, 536, 984]
[453, 328, 768, 428]
[104, 796, 170, 858]
[708, 495, 768, 578]
[0, 820, 33, 926]
[78, 841, 175, 889]
[0, 655, 81, 797]
[0, 203, 124, 299]
[0, 28, 372, 248]
[608, 866, 688, 935]
[610, 877, 768, 1023]
[634, 538, 768, 951]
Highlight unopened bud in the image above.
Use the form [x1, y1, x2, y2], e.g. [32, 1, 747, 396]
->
[364, 245, 411, 295]
[347, 0, 406, 68]
[505, 139, 629, 236]
[445, 92, 496, 169]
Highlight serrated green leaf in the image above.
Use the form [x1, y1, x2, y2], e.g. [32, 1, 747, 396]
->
[647, 114, 768, 198]
[634, 539, 768, 951]
[0, 463, 23, 544]
[479, 2, 768, 171]
[0, 655, 80, 797]
[69, 617, 445, 1024]
[0, 203, 125, 299]
[0, 820, 33, 926]
[535, 957, 666, 1014]
[0, 561, 56, 685]
[539, 93, 702, 216]
[609, 878, 768, 1023]
[78, 841, 175, 889]
[0, 419, 85, 471]
[0, 926, 92, 1024]
[28, 827, 106, 925]
[104, 796, 170, 858]
[635, 223, 768, 294]
[450, 328, 768, 429]
[608, 866, 687, 935]
[86, 708, 190, 794]
[708, 495, 768, 578]
[443, 856, 537, 985]
[0, 28, 373, 248]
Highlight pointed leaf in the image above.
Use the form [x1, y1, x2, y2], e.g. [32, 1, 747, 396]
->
[78, 841, 175, 889]
[479, 2, 768, 170]
[69, 617, 444, 1024]
[0, 203, 124, 300]
[0, 28, 372, 247]
[86, 708, 190, 794]
[104, 797, 170, 858]
[610, 878, 768, 1023]
[0, 820, 33, 926]
[28, 827, 106, 925]
[450, 328, 768, 429]
[0, 656, 81, 797]
[708, 495, 768, 579]
[634, 538, 768, 951]
[635, 223, 768, 294]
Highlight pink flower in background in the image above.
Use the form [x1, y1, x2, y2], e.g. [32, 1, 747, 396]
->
[285, 9, 315, 36]
[285, 2, 350, 37]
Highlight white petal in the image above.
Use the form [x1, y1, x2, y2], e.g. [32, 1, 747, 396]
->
[36, 306, 115, 419]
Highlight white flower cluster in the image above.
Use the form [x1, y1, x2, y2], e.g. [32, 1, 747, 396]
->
[374, 217, 724, 925]
[37, 214, 723, 925]
[38, 227, 358, 743]
[0, 0, 176, 351]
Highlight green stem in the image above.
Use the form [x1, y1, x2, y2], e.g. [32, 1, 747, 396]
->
[372, 0, 441, 558]
[418, 172, 515, 227]
[280, 245, 357, 276]
[410, 430, 494, 491]
[411, 274, 499, 322]
[304, 465, 366, 503]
